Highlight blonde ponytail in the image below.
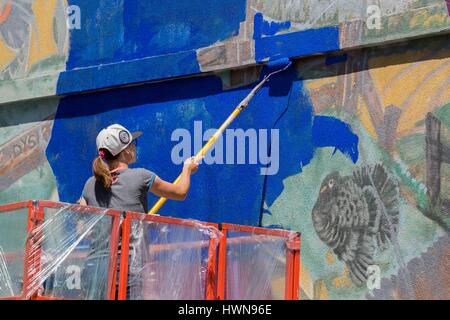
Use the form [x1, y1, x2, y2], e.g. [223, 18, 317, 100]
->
[93, 156, 113, 188]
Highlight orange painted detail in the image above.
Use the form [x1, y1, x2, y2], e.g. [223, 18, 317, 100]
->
[0, 1, 12, 24]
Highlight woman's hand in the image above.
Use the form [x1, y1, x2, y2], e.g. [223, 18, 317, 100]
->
[149, 156, 202, 201]
[78, 197, 87, 206]
[183, 156, 200, 175]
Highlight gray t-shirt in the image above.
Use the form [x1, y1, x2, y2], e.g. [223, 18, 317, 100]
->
[82, 168, 156, 213]
[81, 168, 156, 259]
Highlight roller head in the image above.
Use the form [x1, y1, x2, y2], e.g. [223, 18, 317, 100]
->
[266, 58, 292, 71]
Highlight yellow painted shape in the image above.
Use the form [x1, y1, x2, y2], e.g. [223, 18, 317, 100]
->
[397, 60, 450, 135]
[0, 38, 16, 70]
[305, 76, 335, 91]
[423, 11, 448, 29]
[368, 49, 426, 98]
[326, 249, 335, 264]
[27, 0, 59, 70]
[370, 63, 412, 101]
[332, 265, 353, 288]
[409, 10, 427, 29]
[370, 58, 440, 110]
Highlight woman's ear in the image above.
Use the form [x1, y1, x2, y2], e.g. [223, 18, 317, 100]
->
[118, 149, 128, 162]
[125, 148, 136, 162]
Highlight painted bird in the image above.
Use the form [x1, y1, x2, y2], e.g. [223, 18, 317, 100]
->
[312, 163, 400, 287]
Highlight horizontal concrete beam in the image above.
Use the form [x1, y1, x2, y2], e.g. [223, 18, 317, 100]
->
[0, 3, 449, 106]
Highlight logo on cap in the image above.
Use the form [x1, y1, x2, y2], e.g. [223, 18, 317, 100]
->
[119, 130, 130, 144]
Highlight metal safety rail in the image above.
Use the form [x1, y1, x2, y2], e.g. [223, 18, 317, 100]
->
[0, 200, 300, 300]
[217, 223, 300, 300]
[117, 210, 221, 300]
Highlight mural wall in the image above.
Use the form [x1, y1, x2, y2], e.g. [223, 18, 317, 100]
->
[262, 35, 450, 299]
[0, 0, 449, 299]
[0, 0, 68, 203]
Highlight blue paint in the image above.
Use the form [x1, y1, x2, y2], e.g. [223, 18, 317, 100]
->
[50, 75, 267, 225]
[261, 80, 358, 209]
[58, 2, 343, 96]
[57, 50, 200, 95]
[50, 67, 359, 226]
[52, 3, 352, 226]
[262, 78, 315, 207]
[58, 0, 246, 94]
[254, 25, 340, 62]
[65, 0, 125, 70]
[253, 13, 291, 39]
[325, 53, 348, 65]
[123, 0, 246, 59]
[265, 58, 292, 72]
[65, 0, 245, 68]
[312, 116, 359, 163]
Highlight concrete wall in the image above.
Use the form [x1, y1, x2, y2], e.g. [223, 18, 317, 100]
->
[0, 0, 449, 299]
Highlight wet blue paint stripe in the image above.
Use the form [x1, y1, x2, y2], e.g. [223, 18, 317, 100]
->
[253, 12, 291, 39]
[255, 26, 340, 62]
[56, 50, 201, 95]
[312, 115, 359, 163]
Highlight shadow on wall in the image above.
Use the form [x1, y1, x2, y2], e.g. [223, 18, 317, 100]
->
[298, 33, 450, 82]
[0, 98, 60, 203]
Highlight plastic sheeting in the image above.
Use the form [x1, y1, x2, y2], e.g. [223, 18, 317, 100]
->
[127, 217, 222, 300]
[0, 206, 28, 298]
[1, 201, 300, 300]
[25, 204, 118, 300]
[225, 231, 288, 300]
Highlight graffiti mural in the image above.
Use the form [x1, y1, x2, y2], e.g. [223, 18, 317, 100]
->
[261, 34, 450, 299]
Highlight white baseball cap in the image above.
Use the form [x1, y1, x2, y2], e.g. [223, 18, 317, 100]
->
[96, 124, 143, 156]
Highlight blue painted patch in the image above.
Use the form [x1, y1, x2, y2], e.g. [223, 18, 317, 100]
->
[65, 0, 125, 70]
[58, 0, 246, 94]
[50, 72, 358, 226]
[57, 50, 200, 95]
[253, 13, 291, 39]
[65, 0, 246, 68]
[325, 53, 348, 65]
[312, 116, 359, 163]
[254, 24, 340, 62]
[122, 0, 246, 59]
[261, 78, 311, 207]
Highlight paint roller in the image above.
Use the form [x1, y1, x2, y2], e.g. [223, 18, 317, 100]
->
[148, 58, 293, 215]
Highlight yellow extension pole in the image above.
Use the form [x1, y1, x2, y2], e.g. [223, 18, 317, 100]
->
[148, 61, 291, 215]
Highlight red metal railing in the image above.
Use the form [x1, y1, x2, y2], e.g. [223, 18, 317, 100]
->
[37, 201, 122, 300]
[0, 200, 121, 300]
[117, 210, 221, 300]
[217, 223, 301, 300]
[0, 200, 301, 300]
[0, 200, 31, 300]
